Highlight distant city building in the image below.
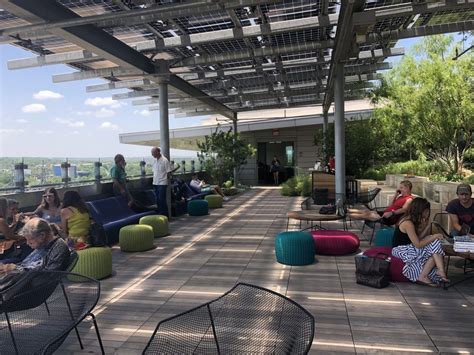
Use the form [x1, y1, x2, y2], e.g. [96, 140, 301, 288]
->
[53, 164, 78, 178]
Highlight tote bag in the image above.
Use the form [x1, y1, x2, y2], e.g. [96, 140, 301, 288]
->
[355, 253, 391, 288]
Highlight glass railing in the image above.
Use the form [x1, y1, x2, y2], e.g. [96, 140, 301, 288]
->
[0, 157, 204, 194]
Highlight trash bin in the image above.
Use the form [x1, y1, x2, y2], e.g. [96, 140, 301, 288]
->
[313, 188, 328, 205]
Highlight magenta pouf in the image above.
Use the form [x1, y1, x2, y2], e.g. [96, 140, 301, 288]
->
[363, 246, 410, 283]
[311, 230, 360, 255]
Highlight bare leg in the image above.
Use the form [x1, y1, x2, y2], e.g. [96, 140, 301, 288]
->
[432, 253, 449, 281]
[418, 256, 436, 283]
[213, 186, 225, 198]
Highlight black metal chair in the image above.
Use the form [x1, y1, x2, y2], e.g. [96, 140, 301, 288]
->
[0, 270, 104, 354]
[143, 283, 315, 354]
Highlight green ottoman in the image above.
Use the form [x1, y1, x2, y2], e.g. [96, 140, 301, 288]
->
[140, 215, 169, 237]
[275, 231, 315, 266]
[71, 247, 112, 280]
[205, 194, 223, 209]
[375, 227, 395, 247]
[188, 200, 209, 216]
[119, 224, 154, 252]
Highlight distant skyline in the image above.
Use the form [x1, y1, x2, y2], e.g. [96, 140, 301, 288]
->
[0, 36, 441, 158]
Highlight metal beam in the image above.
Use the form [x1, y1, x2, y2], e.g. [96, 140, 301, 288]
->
[323, 0, 366, 113]
[86, 79, 154, 92]
[177, 40, 335, 66]
[359, 20, 474, 44]
[5, 0, 235, 119]
[0, 0, 288, 40]
[53, 67, 143, 83]
[7, 50, 98, 69]
[353, 1, 474, 25]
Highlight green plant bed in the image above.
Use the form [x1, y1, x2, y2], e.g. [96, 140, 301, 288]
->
[281, 175, 311, 197]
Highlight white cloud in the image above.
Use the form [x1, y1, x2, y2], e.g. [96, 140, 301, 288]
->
[38, 130, 54, 135]
[0, 128, 24, 134]
[84, 97, 125, 108]
[75, 111, 93, 117]
[22, 103, 46, 113]
[134, 109, 152, 117]
[99, 121, 119, 130]
[67, 130, 80, 136]
[55, 118, 85, 128]
[16, 118, 28, 124]
[33, 90, 63, 100]
[94, 108, 115, 118]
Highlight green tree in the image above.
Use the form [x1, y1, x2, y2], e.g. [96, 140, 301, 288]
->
[197, 126, 256, 186]
[370, 35, 474, 176]
[314, 117, 392, 177]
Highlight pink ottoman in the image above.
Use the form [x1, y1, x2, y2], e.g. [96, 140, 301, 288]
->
[311, 230, 360, 255]
[363, 246, 410, 282]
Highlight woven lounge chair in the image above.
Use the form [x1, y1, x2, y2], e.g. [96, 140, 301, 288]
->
[143, 283, 315, 354]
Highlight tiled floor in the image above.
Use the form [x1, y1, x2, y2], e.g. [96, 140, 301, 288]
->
[57, 187, 474, 354]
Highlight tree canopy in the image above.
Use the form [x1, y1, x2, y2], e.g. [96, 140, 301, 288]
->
[197, 126, 256, 186]
[370, 35, 473, 177]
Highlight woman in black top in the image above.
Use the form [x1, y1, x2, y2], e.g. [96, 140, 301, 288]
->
[270, 156, 281, 185]
[391, 197, 449, 286]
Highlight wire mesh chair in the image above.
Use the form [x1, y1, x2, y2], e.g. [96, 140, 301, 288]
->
[0, 270, 104, 355]
[143, 283, 315, 354]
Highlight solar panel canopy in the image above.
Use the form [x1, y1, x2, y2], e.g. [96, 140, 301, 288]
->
[1, 0, 472, 119]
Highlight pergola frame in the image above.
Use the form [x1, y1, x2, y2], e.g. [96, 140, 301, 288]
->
[1, 0, 473, 191]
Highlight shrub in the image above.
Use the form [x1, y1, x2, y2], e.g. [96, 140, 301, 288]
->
[281, 175, 311, 197]
[223, 180, 233, 188]
[281, 177, 298, 196]
[464, 175, 474, 185]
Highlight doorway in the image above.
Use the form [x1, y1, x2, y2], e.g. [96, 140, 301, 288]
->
[257, 141, 295, 185]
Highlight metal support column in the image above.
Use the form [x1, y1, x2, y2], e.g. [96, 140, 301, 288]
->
[323, 111, 329, 164]
[233, 117, 239, 187]
[159, 80, 171, 217]
[334, 63, 346, 197]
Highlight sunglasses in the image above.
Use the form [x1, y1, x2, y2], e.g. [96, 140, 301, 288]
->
[43, 194, 54, 198]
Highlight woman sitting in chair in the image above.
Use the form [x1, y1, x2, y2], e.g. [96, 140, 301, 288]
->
[348, 180, 414, 226]
[392, 197, 449, 286]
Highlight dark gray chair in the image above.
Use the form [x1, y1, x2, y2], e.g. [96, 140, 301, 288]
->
[143, 283, 315, 354]
[0, 270, 104, 354]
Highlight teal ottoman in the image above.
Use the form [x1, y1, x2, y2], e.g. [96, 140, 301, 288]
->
[375, 227, 395, 247]
[188, 200, 209, 216]
[119, 224, 154, 252]
[275, 231, 315, 266]
[140, 215, 169, 237]
[205, 194, 223, 209]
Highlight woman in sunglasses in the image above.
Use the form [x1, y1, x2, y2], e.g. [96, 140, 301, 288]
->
[32, 187, 62, 224]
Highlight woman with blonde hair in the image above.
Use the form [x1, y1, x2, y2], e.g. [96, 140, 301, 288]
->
[392, 197, 449, 286]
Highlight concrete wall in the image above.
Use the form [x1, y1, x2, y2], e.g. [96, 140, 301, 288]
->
[238, 124, 321, 185]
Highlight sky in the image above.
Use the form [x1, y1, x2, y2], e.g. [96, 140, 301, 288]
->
[0, 45, 205, 158]
[0, 35, 458, 159]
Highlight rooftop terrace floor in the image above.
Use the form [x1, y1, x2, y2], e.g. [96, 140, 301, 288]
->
[58, 187, 474, 354]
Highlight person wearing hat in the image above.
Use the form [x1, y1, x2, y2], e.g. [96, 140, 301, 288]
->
[446, 183, 474, 236]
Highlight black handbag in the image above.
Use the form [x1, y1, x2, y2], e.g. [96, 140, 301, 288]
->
[355, 253, 391, 289]
[89, 222, 107, 247]
[319, 205, 336, 215]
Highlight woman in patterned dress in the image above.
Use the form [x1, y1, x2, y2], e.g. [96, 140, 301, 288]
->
[392, 197, 449, 286]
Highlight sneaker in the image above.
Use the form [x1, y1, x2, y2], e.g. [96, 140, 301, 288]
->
[223, 196, 230, 201]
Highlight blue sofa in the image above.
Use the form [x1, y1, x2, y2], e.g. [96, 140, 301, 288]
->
[86, 196, 155, 245]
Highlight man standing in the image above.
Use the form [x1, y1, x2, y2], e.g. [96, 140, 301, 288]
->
[446, 183, 474, 235]
[111, 154, 133, 207]
[151, 147, 172, 217]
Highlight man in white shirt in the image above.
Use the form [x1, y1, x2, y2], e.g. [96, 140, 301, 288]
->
[151, 147, 172, 217]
